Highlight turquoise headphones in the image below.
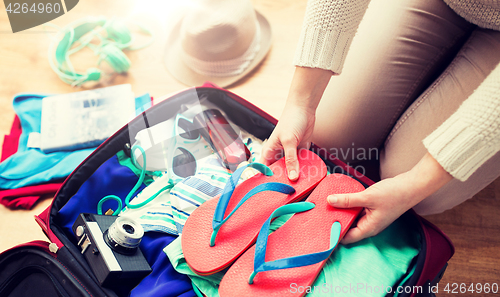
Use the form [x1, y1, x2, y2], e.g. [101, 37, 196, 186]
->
[48, 17, 154, 86]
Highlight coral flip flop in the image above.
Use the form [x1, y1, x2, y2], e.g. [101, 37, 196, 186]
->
[218, 173, 365, 297]
[182, 149, 327, 275]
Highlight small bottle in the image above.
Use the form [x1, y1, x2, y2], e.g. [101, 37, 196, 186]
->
[193, 109, 250, 171]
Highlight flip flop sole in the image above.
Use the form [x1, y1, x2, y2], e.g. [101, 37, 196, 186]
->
[219, 173, 365, 296]
[182, 149, 327, 275]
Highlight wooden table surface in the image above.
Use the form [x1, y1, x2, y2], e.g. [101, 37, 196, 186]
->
[0, 1, 498, 296]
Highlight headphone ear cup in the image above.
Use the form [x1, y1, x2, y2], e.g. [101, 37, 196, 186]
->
[85, 68, 102, 81]
[106, 20, 132, 46]
[100, 44, 131, 73]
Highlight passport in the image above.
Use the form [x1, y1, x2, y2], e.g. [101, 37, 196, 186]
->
[39, 84, 135, 152]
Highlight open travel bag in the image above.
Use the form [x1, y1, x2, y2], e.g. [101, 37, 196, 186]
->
[0, 83, 454, 297]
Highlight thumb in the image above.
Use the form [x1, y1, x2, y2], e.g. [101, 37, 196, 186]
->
[327, 192, 368, 209]
[259, 138, 281, 166]
[340, 227, 366, 244]
[283, 146, 299, 181]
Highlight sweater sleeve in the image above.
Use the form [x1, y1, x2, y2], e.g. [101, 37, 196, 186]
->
[423, 62, 500, 181]
[293, 0, 371, 74]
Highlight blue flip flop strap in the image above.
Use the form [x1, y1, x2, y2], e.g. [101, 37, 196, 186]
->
[212, 162, 273, 226]
[210, 163, 295, 247]
[249, 203, 342, 284]
[210, 182, 295, 246]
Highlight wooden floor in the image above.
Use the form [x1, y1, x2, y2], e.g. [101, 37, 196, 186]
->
[0, 0, 498, 296]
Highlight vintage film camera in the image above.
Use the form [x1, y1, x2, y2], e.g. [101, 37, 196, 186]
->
[72, 213, 152, 288]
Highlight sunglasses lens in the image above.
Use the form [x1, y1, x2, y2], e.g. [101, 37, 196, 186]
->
[172, 147, 197, 178]
[177, 118, 199, 140]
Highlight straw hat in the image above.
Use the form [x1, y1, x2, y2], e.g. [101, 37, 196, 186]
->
[164, 0, 272, 88]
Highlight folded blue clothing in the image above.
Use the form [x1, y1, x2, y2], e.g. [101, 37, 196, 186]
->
[58, 153, 148, 238]
[131, 232, 195, 297]
[0, 93, 152, 190]
[57, 152, 195, 297]
[0, 94, 94, 190]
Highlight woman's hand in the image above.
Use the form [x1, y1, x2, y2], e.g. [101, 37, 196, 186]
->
[328, 152, 453, 244]
[260, 66, 333, 180]
[260, 104, 316, 180]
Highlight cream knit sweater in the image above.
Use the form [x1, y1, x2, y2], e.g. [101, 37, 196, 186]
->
[444, 0, 500, 30]
[294, 0, 500, 181]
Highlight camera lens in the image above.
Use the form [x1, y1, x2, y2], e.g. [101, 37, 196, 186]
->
[123, 224, 135, 234]
[104, 217, 144, 255]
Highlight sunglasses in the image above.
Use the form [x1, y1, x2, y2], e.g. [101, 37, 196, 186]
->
[168, 114, 212, 181]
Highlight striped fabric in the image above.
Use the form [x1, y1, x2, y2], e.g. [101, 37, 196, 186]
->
[120, 155, 232, 235]
[119, 174, 179, 234]
[170, 156, 232, 234]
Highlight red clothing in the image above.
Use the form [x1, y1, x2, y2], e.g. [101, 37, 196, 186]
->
[1, 116, 62, 209]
